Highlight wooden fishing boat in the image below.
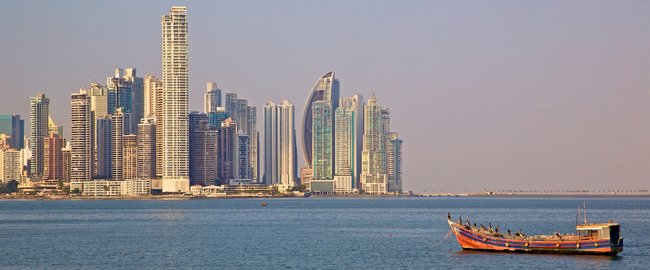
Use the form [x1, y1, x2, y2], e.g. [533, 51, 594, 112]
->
[447, 213, 623, 255]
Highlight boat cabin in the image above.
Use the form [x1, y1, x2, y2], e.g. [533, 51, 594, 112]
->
[576, 222, 620, 242]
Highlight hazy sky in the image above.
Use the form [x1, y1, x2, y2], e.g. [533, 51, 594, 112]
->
[1, 1, 649, 192]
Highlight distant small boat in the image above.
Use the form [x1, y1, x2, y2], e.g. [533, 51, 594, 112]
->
[447, 211, 623, 255]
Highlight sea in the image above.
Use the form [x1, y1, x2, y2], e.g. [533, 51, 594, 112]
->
[0, 197, 648, 269]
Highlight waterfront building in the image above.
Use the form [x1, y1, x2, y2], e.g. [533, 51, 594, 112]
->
[107, 68, 144, 132]
[30, 93, 49, 178]
[311, 100, 334, 193]
[137, 118, 156, 179]
[301, 71, 340, 169]
[0, 148, 21, 182]
[190, 121, 218, 186]
[387, 132, 403, 194]
[95, 116, 112, 179]
[62, 145, 70, 182]
[162, 6, 190, 193]
[82, 179, 151, 196]
[204, 82, 222, 113]
[0, 114, 24, 149]
[208, 107, 228, 129]
[237, 132, 250, 180]
[70, 91, 93, 183]
[218, 118, 237, 182]
[225, 93, 258, 181]
[111, 108, 131, 180]
[360, 95, 388, 194]
[87, 82, 109, 122]
[122, 135, 138, 180]
[334, 94, 364, 193]
[43, 134, 65, 181]
[48, 116, 63, 137]
[144, 75, 163, 177]
[263, 100, 297, 188]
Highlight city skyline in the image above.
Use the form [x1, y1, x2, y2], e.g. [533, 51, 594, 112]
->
[1, 1, 650, 192]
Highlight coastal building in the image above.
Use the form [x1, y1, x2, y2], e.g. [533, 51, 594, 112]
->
[311, 100, 334, 193]
[334, 94, 364, 193]
[387, 132, 403, 194]
[237, 133, 250, 180]
[204, 82, 222, 113]
[82, 179, 152, 196]
[87, 82, 109, 123]
[263, 100, 297, 188]
[137, 118, 156, 179]
[301, 72, 339, 170]
[218, 118, 237, 182]
[123, 134, 138, 180]
[208, 107, 229, 129]
[360, 95, 388, 194]
[62, 145, 70, 182]
[0, 148, 21, 182]
[70, 91, 93, 183]
[143, 74, 163, 177]
[111, 108, 131, 180]
[95, 115, 112, 179]
[106, 68, 144, 132]
[225, 93, 258, 181]
[48, 116, 63, 137]
[0, 114, 24, 149]
[190, 121, 218, 186]
[43, 134, 65, 181]
[30, 93, 50, 178]
[161, 6, 190, 193]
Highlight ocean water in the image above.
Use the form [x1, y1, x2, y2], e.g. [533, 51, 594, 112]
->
[0, 197, 648, 269]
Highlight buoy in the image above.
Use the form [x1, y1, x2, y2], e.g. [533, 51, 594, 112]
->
[261, 202, 267, 207]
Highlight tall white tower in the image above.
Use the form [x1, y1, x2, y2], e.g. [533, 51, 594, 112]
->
[70, 91, 93, 183]
[161, 6, 190, 193]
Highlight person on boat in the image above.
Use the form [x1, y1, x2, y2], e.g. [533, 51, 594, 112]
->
[507, 229, 511, 236]
[466, 218, 470, 227]
[459, 216, 462, 224]
[473, 222, 477, 228]
[447, 213, 451, 220]
[495, 226, 499, 234]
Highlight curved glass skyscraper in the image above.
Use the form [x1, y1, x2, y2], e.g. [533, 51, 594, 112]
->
[301, 72, 339, 168]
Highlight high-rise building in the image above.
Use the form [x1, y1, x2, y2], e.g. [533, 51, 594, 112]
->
[190, 121, 218, 186]
[311, 100, 334, 193]
[30, 93, 50, 178]
[387, 132, 403, 194]
[87, 83, 109, 121]
[107, 68, 144, 133]
[95, 116, 112, 179]
[43, 134, 65, 181]
[137, 118, 156, 179]
[225, 93, 258, 181]
[70, 91, 93, 183]
[0, 114, 24, 149]
[301, 71, 340, 169]
[111, 108, 131, 180]
[122, 134, 138, 180]
[62, 144, 71, 182]
[48, 116, 63, 137]
[218, 118, 237, 182]
[0, 148, 21, 183]
[204, 82, 222, 113]
[161, 6, 190, 193]
[360, 95, 388, 194]
[334, 94, 364, 193]
[236, 133, 250, 180]
[263, 100, 297, 188]
[207, 107, 228, 129]
[144, 74, 163, 178]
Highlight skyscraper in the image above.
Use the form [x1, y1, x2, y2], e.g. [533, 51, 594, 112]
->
[301, 72, 340, 169]
[144, 75, 164, 178]
[95, 115, 112, 179]
[311, 100, 334, 193]
[161, 6, 190, 193]
[263, 100, 297, 188]
[30, 93, 49, 178]
[237, 133, 250, 180]
[191, 121, 218, 186]
[107, 68, 144, 133]
[225, 93, 258, 181]
[111, 108, 131, 181]
[48, 116, 63, 137]
[0, 114, 24, 149]
[70, 91, 93, 183]
[0, 148, 21, 183]
[122, 134, 138, 180]
[204, 82, 221, 113]
[360, 95, 388, 194]
[137, 118, 156, 179]
[43, 133, 65, 181]
[207, 107, 228, 129]
[387, 132, 403, 194]
[218, 118, 237, 182]
[334, 94, 364, 193]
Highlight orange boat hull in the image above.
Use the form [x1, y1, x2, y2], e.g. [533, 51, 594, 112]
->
[448, 220, 623, 255]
